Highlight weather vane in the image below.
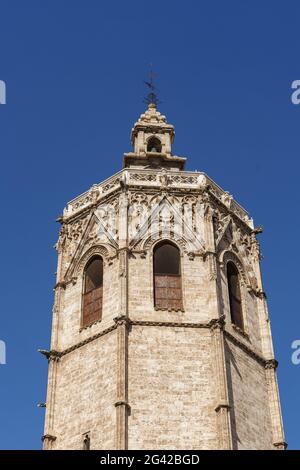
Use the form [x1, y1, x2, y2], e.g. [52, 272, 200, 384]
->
[144, 67, 160, 106]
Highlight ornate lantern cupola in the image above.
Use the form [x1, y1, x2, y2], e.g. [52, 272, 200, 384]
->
[123, 102, 186, 170]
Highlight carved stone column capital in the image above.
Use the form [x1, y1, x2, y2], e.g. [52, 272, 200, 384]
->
[265, 359, 278, 370]
[273, 441, 287, 450]
[113, 315, 131, 327]
[209, 315, 226, 331]
[54, 281, 67, 290]
[215, 402, 231, 413]
[115, 400, 131, 411]
[42, 434, 56, 442]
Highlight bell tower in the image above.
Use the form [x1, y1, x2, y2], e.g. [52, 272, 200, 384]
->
[124, 102, 185, 171]
[131, 103, 174, 156]
[42, 101, 286, 450]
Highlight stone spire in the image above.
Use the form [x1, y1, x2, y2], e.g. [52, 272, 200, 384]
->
[123, 103, 186, 170]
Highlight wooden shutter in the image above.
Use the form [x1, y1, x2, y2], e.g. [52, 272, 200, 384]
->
[82, 286, 103, 327]
[82, 257, 103, 327]
[154, 274, 183, 310]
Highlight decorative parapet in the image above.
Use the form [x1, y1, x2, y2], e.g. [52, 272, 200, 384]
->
[63, 173, 123, 217]
[114, 400, 131, 411]
[62, 169, 252, 230]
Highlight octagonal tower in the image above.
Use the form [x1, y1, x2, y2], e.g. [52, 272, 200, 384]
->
[42, 103, 286, 450]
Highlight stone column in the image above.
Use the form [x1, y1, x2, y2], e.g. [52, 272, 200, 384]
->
[114, 189, 130, 450]
[251, 234, 286, 449]
[210, 318, 233, 449]
[42, 354, 59, 449]
[205, 206, 233, 449]
[114, 315, 130, 449]
[43, 239, 65, 449]
[265, 360, 287, 449]
[51, 240, 65, 350]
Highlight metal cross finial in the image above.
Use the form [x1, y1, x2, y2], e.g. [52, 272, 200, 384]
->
[144, 67, 160, 106]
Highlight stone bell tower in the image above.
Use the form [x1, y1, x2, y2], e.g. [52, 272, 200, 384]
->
[42, 102, 286, 450]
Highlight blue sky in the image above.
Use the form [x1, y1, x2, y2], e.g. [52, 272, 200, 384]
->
[0, 0, 299, 449]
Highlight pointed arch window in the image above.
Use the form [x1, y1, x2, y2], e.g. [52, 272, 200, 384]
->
[147, 136, 162, 153]
[227, 261, 243, 330]
[153, 242, 183, 310]
[82, 257, 103, 327]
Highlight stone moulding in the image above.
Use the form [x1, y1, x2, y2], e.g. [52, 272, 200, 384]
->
[40, 317, 276, 369]
[154, 307, 185, 313]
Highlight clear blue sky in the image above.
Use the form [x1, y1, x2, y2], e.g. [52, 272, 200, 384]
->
[0, 0, 299, 450]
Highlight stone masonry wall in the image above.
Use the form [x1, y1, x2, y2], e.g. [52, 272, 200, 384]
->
[51, 332, 117, 450]
[225, 339, 273, 450]
[128, 326, 218, 450]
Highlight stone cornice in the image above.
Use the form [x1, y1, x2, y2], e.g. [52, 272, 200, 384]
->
[154, 307, 185, 313]
[129, 319, 209, 328]
[40, 318, 277, 370]
[61, 169, 252, 230]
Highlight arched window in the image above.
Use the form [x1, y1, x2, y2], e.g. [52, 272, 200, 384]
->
[82, 257, 103, 327]
[153, 242, 183, 310]
[227, 262, 243, 330]
[147, 136, 162, 153]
